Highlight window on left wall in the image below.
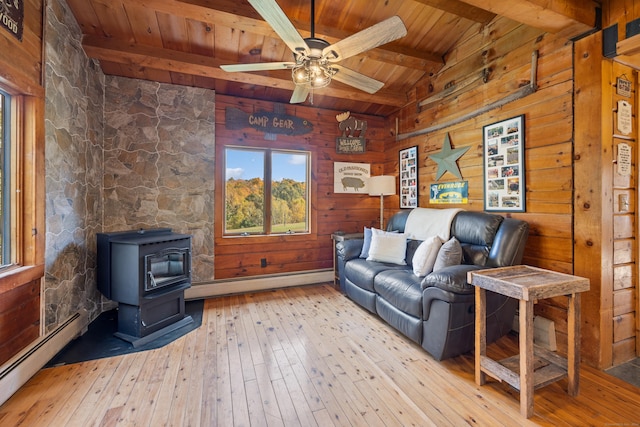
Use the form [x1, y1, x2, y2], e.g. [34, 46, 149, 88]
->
[224, 146, 310, 236]
[0, 88, 11, 267]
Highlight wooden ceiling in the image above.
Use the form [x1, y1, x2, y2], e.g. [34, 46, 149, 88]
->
[65, 0, 600, 116]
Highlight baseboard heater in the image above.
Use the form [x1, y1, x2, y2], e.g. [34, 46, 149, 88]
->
[0, 310, 88, 406]
[186, 269, 334, 299]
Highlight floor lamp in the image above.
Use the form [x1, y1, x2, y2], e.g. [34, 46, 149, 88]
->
[368, 175, 396, 229]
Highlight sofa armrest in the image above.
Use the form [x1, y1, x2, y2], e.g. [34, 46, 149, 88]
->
[421, 264, 486, 294]
[422, 286, 474, 321]
[336, 239, 364, 262]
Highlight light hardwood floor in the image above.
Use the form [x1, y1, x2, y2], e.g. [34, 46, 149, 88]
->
[1, 284, 639, 426]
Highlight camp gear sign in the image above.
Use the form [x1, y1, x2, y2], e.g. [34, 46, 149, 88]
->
[225, 106, 313, 141]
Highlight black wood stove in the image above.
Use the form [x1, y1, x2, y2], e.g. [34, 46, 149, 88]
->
[97, 228, 193, 347]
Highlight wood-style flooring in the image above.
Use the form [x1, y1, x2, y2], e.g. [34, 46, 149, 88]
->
[1, 284, 639, 426]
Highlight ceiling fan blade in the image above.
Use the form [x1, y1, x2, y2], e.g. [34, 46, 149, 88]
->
[290, 85, 310, 103]
[248, 0, 309, 55]
[323, 16, 407, 62]
[331, 65, 385, 94]
[221, 62, 295, 72]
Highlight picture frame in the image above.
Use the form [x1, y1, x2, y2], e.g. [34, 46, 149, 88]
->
[483, 115, 525, 212]
[333, 162, 370, 193]
[399, 146, 418, 208]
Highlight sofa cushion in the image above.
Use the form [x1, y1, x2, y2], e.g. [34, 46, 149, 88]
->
[374, 270, 423, 318]
[451, 211, 502, 265]
[412, 236, 442, 277]
[376, 296, 423, 344]
[367, 228, 407, 265]
[386, 209, 411, 232]
[345, 258, 408, 292]
[451, 211, 502, 246]
[404, 239, 421, 267]
[433, 237, 462, 272]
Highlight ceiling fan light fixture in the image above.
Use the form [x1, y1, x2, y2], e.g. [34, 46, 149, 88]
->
[222, 0, 407, 103]
[291, 38, 335, 90]
[292, 58, 333, 89]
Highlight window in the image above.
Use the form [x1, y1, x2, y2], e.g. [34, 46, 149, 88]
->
[0, 89, 10, 266]
[224, 146, 310, 235]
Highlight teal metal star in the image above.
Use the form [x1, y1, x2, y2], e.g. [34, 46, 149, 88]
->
[428, 133, 470, 180]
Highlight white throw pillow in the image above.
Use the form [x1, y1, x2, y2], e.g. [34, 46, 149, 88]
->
[367, 228, 407, 265]
[433, 237, 463, 271]
[412, 236, 442, 277]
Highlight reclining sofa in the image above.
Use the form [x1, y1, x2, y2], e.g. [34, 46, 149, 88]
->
[336, 208, 529, 360]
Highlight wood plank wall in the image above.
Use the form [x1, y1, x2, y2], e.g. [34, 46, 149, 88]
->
[588, 0, 640, 367]
[572, 0, 640, 369]
[574, 49, 639, 368]
[0, 276, 40, 364]
[387, 16, 577, 354]
[213, 95, 386, 279]
[609, 62, 637, 366]
[0, 0, 45, 366]
[573, 32, 612, 369]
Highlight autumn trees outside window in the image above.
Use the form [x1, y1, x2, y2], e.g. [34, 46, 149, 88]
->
[224, 146, 310, 236]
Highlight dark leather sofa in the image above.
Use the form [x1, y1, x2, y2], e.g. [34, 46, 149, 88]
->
[336, 209, 529, 360]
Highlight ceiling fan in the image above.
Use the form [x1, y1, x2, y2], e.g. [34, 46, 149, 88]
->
[220, 0, 407, 103]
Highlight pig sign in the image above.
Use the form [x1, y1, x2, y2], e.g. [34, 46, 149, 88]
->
[334, 162, 371, 194]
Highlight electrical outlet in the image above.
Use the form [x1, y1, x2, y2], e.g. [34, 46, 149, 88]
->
[619, 194, 629, 212]
[260, 258, 267, 268]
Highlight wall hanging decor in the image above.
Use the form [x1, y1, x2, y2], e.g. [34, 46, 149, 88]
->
[617, 100, 633, 135]
[429, 181, 468, 204]
[335, 111, 367, 153]
[0, 0, 23, 41]
[399, 146, 418, 208]
[483, 115, 525, 212]
[428, 133, 469, 180]
[225, 105, 313, 140]
[334, 162, 370, 193]
[617, 142, 632, 176]
[617, 75, 632, 97]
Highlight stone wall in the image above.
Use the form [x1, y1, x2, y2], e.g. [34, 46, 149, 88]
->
[43, 0, 215, 333]
[103, 76, 216, 282]
[44, 0, 106, 332]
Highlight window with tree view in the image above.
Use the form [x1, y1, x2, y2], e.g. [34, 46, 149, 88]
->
[225, 147, 310, 235]
[0, 89, 10, 266]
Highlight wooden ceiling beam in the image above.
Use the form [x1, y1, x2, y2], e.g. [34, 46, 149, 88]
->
[81, 35, 408, 107]
[458, 0, 598, 36]
[123, 0, 443, 69]
[412, 0, 496, 24]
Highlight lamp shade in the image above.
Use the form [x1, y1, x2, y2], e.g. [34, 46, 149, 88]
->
[369, 175, 396, 196]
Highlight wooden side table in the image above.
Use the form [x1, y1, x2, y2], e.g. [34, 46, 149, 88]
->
[468, 265, 590, 418]
[331, 232, 363, 288]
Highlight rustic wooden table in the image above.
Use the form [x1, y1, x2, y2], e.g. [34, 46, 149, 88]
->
[468, 265, 590, 418]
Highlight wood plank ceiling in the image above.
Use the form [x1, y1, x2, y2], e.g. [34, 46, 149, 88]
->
[65, 0, 600, 116]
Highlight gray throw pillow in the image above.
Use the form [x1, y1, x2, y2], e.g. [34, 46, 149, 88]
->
[433, 237, 462, 271]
